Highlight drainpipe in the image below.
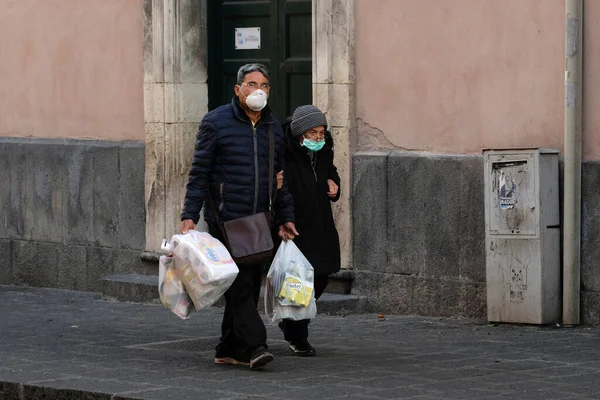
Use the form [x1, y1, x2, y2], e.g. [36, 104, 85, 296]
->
[563, 0, 583, 326]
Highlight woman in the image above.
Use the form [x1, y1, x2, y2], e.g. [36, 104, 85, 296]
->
[277, 105, 341, 356]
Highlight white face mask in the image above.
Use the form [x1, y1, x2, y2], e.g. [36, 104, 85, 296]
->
[240, 87, 268, 111]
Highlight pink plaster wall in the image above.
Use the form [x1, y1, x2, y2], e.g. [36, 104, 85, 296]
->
[356, 0, 600, 160]
[0, 0, 144, 141]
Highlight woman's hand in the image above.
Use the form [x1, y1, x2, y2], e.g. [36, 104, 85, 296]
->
[277, 170, 284, 190]
[327, 179, 339, 198]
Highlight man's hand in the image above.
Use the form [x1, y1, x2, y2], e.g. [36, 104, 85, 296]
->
[276, 170, 284, 190]
[278, 222, 299, 242]
[327, 179, 339, 198]
[180, 219, 196, 234]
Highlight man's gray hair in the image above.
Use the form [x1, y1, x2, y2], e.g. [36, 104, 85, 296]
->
[236, 63, 270, 85]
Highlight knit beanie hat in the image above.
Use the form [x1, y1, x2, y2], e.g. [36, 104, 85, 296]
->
[290, 105, 328, 138]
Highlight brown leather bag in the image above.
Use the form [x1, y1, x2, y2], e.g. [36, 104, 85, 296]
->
[209, 125, 275, 265]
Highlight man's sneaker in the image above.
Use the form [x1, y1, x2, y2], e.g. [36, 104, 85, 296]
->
[249, 345, 274, 369]
[289, 339, 316, 357]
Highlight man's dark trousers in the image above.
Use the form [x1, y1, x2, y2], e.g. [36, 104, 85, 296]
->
[210, 226, 267, 358]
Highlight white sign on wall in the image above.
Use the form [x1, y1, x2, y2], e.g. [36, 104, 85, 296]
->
[235, 27, 261, 50]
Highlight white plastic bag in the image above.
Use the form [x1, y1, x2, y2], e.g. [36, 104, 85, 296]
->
[264, 241, 317, 322]
[158, 254, 195, 319]
[163, 230, 239, 311]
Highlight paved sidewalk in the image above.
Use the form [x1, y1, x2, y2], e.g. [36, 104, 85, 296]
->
[1, 286, 600, 400]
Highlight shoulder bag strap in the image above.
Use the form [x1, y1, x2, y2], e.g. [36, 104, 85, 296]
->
[268, 124, 274, 214]
[208, 125, 275, 226]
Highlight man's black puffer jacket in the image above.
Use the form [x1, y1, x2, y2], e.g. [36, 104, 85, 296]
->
[181, 97, 294, 226]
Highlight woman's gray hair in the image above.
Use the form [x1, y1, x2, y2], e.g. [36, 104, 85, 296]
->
[236, 63, 270, 85]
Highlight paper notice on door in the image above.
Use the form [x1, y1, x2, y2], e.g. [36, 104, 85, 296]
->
[235, 27, 261, 50]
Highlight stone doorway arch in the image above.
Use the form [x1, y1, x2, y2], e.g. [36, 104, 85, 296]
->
[142, 0, 355, 269]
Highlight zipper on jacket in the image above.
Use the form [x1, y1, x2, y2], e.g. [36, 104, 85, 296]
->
[309, 152, 318, 182]
[252, 124, 259, 214]
[219, 183, 224, 211]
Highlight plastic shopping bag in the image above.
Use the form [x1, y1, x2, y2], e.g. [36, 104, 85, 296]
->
[158, 254, 195, 319]
[162, 230, 239, 311]
[264, 241, 317, 322]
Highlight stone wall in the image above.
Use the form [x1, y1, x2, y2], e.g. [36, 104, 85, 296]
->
[352, 152, 600, 323]
[581, 161, 600, 324]
[143, 0, 208, 251]
[0, 138, 146, 291]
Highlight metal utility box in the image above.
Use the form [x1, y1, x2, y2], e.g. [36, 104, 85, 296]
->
[483, 148, 560, 324]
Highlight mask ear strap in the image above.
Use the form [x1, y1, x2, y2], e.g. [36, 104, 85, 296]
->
[238, 84, 247, 99]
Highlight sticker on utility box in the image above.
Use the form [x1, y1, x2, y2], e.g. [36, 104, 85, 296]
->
[499, 171, 517, 210]
[235, 27, 261, 50]
[492, 160, 526, 210]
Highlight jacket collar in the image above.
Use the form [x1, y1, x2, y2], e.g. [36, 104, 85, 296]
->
[231, 97, 274, 124]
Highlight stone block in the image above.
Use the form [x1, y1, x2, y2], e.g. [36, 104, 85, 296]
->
[330, 126, 353, 268]
[316, 293, 368, 315]
[455, 156, 486, 282]
[326, 271, 354, 295]
[5, 141, 26, 240]
[163, 83, 177, 123]
[352, 152, 389, 273]
[331, 0, 354, 84]
[25, 140, 67, 243]
[179, 0, 208, 83]
[581, 161, 600, 292]
[460, 280, 487, 319]
[387, 153, 485, 280]
[0, 239, 12, 285]
[0, 381, 21, 400]
[0, 141, 10, 239]
[144, 83, 164, 122]
[65, 142, 95, 246]
[92, 145, 120, 248]
[582, 290, 600, 325]
[164, 83, 208, 123]
[312, 83, 332, 115]
[313, 0, 353, 86]
[21, 385, 85, 400]
[164, 123, 197, 241]
[145, 122, 166, 251]
[412, 277, 462, 317]
[12, 240, 58, 288]
[180, 83, 208, 122]
[352, 270, 414, 314]
[328, 83, 352, 128]
[118, 143, 146, 250]
[101, 274, 159, 303]
[85, 247, 114, 291]
[57, 244, 87, 291]
[142, 0, 154, 83]
[85, 247, 143, 291]
[111, 249, 146, 276]
[352, 270, 484, 318]
[387, 153, 427, 276]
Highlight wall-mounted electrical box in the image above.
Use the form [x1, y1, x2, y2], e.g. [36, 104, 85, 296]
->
[484, 148, 560, 324]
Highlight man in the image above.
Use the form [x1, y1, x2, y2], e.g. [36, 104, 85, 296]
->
[180, 63, 298, 369]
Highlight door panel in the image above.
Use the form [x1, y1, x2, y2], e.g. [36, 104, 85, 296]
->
[208, 0, 312, 121]
[279, 0, 312, 118]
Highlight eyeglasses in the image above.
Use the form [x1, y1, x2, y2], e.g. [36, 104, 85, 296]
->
[242, 82, 270, 90]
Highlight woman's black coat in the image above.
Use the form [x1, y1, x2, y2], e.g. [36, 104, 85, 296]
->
[278, 122, 341, 277]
